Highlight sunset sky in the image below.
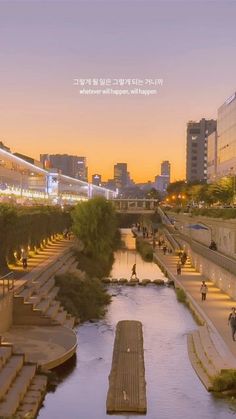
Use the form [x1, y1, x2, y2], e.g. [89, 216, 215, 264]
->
[1, 0, 236, 182]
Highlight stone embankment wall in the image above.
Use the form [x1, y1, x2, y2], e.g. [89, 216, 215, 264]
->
[0, 293, 13, 333]
[169, 212, 236, 259]
[183, 242, 236, 299]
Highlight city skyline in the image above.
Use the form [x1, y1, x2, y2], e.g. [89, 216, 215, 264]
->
[1, 1, 236, 182]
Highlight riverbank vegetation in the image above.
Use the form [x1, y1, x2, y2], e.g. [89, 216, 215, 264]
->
[72, 197, 120, 278]
[136, 238, 153, 261]
[0, 205, 70, 272]
[55, 271, 111, 322]
[166, 178, 235, 206]
[175, 287, 187, 303]
[212, 370, 236, 392]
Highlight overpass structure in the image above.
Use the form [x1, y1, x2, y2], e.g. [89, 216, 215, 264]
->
[112, 198, 159, 213]
[0, 147, 116, 205]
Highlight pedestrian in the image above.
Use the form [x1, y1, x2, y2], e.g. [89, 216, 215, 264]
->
[176, 261, 181, 275]
[181, 251, 187, 266]
[200, 280, 208, 301]
[228, 307, 236, 341]
[131, 263, 137, 279]
[163, 244, 167, 255]
[21, 248, 28, 269]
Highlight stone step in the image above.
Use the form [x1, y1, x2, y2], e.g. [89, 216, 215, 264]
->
[64, 317, 75, 329]
[15, 401, 39, 418]
[55, 310, 67, 325]
[27, 286, 59, 310]
[198, 325, 233, 372]
[187, 334, 213, 391]
[27, 294, 41, 307]
[0, 346, 12, 371]
[45, 301, 61, 319]
[31, 251, 72, 288]
[30, 375, 47, 392]
[0, 355, 24, 400]
[0, 364, 36, 417]
[47, 286, 59, 301]
[17, 286, 34, 301]
[37, 277, 55, 297]
[35, 297, 51, 313]
[192, 330, 218, 377]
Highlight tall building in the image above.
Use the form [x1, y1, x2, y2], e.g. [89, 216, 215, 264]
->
[92, 173, 102, 186]
[40, 154, 88, 181]
[217, 92, 236, 178]
[161, 160, 171, 177]
[153, 160, 171, 193]
[154, 175, 169, 193]
[186, 118, 216, 183]
[114, 163, 128, 189]
[207, 131, 217, 183]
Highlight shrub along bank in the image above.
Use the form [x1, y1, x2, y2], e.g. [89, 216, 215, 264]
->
[136, 238, 153, 262]
[0, 205, 71, 272]
[55, 271, 111, 322]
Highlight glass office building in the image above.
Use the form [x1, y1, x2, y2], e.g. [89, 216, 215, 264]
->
[217, 92, 236, 178]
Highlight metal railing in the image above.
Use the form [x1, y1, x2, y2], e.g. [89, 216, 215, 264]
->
[159, 206, 236, 276]
[0, 271, 14, 297]
[175, 231, 236, 276]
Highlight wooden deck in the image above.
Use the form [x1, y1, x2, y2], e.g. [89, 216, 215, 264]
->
[106, 320, 147, 414]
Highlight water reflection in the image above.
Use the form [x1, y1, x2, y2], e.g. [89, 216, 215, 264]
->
[38, 234, 236, 419]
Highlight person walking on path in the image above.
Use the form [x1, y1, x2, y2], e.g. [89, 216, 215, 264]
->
[200, 280, 208, 301]
[163, 244, 167, 255]
[131, 263, 137, 279]
[228, 307, 236, 341]
[21, 248, 28, 269]
[176, 261, 181, 275]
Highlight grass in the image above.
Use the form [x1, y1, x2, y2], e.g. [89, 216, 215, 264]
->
[136, 238, 153, 261]
[212, 370, 236, 392]
[175, 287, 187, 303]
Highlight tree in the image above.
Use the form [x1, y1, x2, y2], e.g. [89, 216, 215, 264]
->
[72, 197, 118, 262]
[210, 178, 234, 204]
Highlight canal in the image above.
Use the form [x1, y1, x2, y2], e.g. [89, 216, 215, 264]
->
[38, 230, 236, 419]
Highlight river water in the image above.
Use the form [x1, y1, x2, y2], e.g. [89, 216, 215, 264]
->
[38, 230, 236, 419]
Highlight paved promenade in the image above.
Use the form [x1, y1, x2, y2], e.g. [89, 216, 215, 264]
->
[154, 244, 236, 362]
[9, 237, 73, 293]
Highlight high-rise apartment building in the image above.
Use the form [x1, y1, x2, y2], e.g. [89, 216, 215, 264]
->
[161, 160, 171, 177]
[207, 131, 217, 183]
[114, 163, 128, 189]
[154, 160, 171, 193]
[217, 92, 236, 178]
[186, 118, 216, 183]
[40, 154, 88, 181]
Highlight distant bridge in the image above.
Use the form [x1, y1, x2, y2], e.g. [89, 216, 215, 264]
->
[112, 198, 159, 213]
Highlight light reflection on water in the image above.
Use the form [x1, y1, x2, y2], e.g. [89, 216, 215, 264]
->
[38, 245, 236, 419]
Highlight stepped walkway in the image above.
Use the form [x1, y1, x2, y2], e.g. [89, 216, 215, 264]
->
[2, 237, 78, 369]
[154, 241, 236, 390]
[0, 341, 47, 418]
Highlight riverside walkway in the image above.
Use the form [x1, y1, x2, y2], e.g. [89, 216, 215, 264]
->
[154, 244, 236, 362]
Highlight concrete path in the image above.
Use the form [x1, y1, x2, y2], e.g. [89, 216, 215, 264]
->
[154, 245, 236, 360]
[9, 237, 73, 294]
[3, 325, 77, 369]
